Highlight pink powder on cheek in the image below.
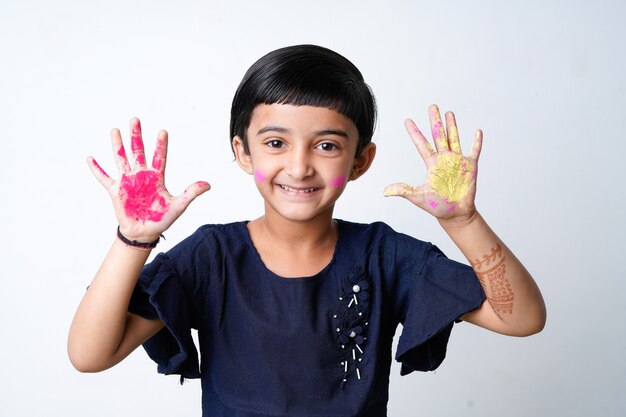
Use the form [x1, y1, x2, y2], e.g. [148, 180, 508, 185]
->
[447, 204, 455, 212]
[330, 176, 347, 189]
[429, 200, 438, 209]
[254, 169, 266, 182]
[119, 171, 168, 222]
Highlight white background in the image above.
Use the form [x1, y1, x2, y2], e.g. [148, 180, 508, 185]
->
[1, 1, 624, 416]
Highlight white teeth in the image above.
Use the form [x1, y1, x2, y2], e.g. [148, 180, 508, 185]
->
[280, 185, 316, 193]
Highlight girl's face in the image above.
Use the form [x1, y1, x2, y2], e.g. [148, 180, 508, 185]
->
[233, 104, 374, 224]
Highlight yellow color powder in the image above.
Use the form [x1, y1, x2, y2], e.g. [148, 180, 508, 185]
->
[427, 153, 474, 203]
[383, 183, 420, 197]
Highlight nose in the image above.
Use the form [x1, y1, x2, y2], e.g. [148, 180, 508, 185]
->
[286, 147, 314, 179]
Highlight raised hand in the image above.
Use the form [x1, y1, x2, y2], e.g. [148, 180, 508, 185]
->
[87, 118, 211, 243]
[384, 105, 482, 222]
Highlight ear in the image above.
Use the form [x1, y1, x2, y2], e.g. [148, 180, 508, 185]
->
[350, 142, 377, 181]
[232, 136, 254, 175]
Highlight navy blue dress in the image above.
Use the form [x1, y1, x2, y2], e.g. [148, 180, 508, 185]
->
[129, 220, 485, 417]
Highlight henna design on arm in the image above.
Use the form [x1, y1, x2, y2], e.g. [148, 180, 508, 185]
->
[470, 244, 514, 317]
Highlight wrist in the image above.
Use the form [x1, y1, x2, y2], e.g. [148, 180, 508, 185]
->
[117, 224, 162, 243]
[438, 209, 480, 231]
[116, 226, 163, 250]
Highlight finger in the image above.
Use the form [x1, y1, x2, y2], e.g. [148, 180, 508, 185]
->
[383, 182, 425, 197]
[404, 119, 435, 160]
[383, 183, 428, 206]
[151, 130, 168, 173]
[429, 104, 448, 152]
[87, 156, 114, 189]
[129, 117, 147, 169]
[470, 129, 483, 161]
[111, 128, 131, 174]
[445, 111, 462, 153]
[174, 181, 211, 212]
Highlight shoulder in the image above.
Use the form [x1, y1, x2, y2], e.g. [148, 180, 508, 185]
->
[158, 221, 249, 267]
[336, 219, 436, 275]
[171, 221, 248, 249]
[192, 221, 248, 239]
[337, 219, 431, 252]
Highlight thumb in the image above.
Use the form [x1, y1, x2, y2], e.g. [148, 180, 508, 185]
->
[173, 181, 211, 212]
[383, 182, 427, 206]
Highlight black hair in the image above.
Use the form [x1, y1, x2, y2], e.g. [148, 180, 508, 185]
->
[230, 44, 377, 157]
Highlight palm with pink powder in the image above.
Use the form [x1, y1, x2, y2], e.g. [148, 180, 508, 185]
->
[87, 118, 210, 243]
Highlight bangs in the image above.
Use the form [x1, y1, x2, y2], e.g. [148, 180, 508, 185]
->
[230, 45, 376, 155]
[255, 68, 364, 124]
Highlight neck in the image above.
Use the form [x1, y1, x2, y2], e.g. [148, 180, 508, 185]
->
[255, 205, 337, 249]
[246, 205, 339, 277]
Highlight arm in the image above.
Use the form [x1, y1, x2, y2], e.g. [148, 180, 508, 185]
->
[68, 240, 163, 372]
[68, 118, 210, 372]
[440, 212, 545, 336]
[384, 105, 546, 336]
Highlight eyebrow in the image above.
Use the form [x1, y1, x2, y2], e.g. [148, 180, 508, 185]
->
[256, 126, 350, 139]
[256, 126, 291, 136]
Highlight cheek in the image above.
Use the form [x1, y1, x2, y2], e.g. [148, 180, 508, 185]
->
[254, 168, 267, 183]
[329, 175, 347, 189]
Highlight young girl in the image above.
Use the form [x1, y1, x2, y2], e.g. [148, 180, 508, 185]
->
[68, 44, 546, 417]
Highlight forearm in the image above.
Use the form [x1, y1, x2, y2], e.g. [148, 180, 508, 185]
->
[440, 211, 546, 336]
[69, 118, 208, 371]
[68, 238, 153, 371]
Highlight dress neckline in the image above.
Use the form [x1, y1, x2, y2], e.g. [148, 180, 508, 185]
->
[239, 220, 345, 282]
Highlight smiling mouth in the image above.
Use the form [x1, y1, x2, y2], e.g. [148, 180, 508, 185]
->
[278, 184, 319, 193]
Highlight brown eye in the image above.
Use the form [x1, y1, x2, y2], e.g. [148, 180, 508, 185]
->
[266, 139, 284, 149]
[318, 142, 338, 152]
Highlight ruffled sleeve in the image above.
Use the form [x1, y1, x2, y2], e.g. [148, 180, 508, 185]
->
[128, 252, 201, 380]
[394, 243, 485, 375]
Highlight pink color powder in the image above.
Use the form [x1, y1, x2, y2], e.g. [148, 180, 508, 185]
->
[152, 139, 166, 170]
[432, 120, 443, 138]
[429, 200, 438, 209]
[254, 169, 266, 182]
[117, 146, 125, 157]
[91, 159, 108, 177]
[131, 119, 141, 135]
[330, 175, 347, 189]
[131, 135, 145, 166]
[447, 204, 455, 211]
[152, 156, 162, 171]
[119, 171, 168, 222]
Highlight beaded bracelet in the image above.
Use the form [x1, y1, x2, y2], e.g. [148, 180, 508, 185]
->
[116, 226, 164, 249]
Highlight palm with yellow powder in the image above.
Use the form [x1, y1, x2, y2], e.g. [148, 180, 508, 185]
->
[384, 104, 483, 221]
